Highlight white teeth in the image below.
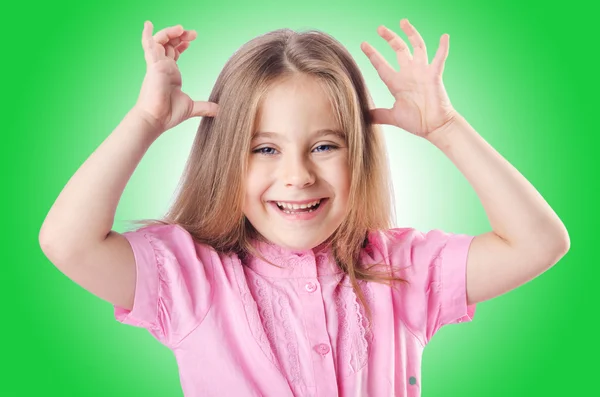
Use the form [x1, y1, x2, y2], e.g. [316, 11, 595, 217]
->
[276, 199, 321, 210]
[281, 208, 315, 214]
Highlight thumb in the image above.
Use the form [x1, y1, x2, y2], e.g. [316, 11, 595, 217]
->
[369, 108, 396, 126]
[191, 101, 219, 118]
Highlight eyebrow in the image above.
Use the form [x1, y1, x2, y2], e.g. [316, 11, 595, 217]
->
[252, 129, 346, 141]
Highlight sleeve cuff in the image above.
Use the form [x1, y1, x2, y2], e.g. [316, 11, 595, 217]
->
[113, 231, 160, 328]
[440, 233, 476, 325]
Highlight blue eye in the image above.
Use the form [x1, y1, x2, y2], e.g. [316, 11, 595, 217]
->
[253, 147, 278, 155]
[252, 145, 338, 156]
[313, 144, 337, 152]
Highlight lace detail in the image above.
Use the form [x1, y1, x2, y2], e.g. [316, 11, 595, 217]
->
[335, 276, 374, 377]
[276, 283, 307, 395]
[356, 279, 374, 367]
[237, 259, 312, 396]
[254, 277, 277, 353]
[232, 258, 281, 371]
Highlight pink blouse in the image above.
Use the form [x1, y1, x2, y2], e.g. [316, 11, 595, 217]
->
[114, 223, 476, 396]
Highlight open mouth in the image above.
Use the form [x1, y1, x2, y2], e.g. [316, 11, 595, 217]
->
[275, 199, 323, 214]
[269, 198, 328, 216]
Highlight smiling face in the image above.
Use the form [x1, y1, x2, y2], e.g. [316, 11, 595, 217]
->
[243, 74, 351, 251]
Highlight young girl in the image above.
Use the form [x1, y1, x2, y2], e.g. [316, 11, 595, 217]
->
[39, 18, 570, 396]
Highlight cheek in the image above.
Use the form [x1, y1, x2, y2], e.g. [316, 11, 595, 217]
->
[325, 159, 350, 189]
[244, 167, 270, 201]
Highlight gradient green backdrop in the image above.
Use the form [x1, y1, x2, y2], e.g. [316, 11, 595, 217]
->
[5, 0, 597, 395]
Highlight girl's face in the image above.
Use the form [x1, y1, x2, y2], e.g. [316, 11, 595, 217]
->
[244, 75, 350, 251]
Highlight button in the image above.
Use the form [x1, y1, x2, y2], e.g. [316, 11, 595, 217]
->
[315, 343, 330, 355]
[305, 282, 317, 293]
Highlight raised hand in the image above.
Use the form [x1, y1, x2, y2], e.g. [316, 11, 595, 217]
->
[134, 21, 219, 133]
[361, 19, 458, 139]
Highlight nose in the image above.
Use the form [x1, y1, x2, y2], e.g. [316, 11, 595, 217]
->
[281, 151, 316, 188]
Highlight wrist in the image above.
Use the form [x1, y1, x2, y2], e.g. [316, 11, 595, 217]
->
[129, 107, 167, 137]
[425, 112, 465, 147]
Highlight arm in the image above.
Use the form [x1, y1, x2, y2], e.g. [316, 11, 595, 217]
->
[361, 18, 569, 307]
[39, 109, 161, 309]
[39, 22, 217, 310]
[426, 114, 570, 305]
[39, 109, 160, 255]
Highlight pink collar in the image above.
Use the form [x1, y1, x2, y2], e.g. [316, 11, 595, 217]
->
[244, 239, 344, 278]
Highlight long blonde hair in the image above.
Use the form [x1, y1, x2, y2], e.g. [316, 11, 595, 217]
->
[129, 28, 408, 321]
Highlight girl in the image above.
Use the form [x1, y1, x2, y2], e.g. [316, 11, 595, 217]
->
[39, 18, 570, 396]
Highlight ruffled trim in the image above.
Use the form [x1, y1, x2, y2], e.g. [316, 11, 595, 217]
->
[335, 275, 374, 378]
[231, 256, 283, 372]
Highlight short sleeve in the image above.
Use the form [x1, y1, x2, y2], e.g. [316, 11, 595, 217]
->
[371, 228, 476, 346]
[113, 224, 214, 348]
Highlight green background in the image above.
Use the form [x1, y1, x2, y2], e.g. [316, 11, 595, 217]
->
[4, 0, 597, 395]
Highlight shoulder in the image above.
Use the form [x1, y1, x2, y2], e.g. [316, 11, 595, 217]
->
[363, 227, 424, 255]
[364, 227, 474, 264]
[125, 222, 189, 238]
[123, 223, 217, 258]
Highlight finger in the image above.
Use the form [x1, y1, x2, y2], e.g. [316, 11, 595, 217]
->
[141, 21, 153, 49]
[165, 44, 175, 59]
[166, 31, 197, 49]
[191, 101, 219, 118]
[142, 21, 159, 63]
[174, 41, 190, 61]
[400, 19, 428, 65]
[167, 37, 183, 48]
[377, 25, 412, 68]
[153, 25, 185, 45]
[360, 41, 397, 89]
[431, 34, 449, 77]
[369, 108, 396, 126]
[179, 30, 197, 42]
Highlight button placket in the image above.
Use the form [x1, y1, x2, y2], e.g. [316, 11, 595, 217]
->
[297, 257, 337, 394]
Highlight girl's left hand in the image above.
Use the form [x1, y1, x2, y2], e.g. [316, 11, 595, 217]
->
[361, 19, 458, 140]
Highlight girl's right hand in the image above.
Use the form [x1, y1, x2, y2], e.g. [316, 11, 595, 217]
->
[134, 21, 219, 133]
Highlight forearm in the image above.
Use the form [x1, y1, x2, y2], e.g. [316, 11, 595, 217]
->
[39, 108, 163, 255]
[426, 114, 569, 256]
